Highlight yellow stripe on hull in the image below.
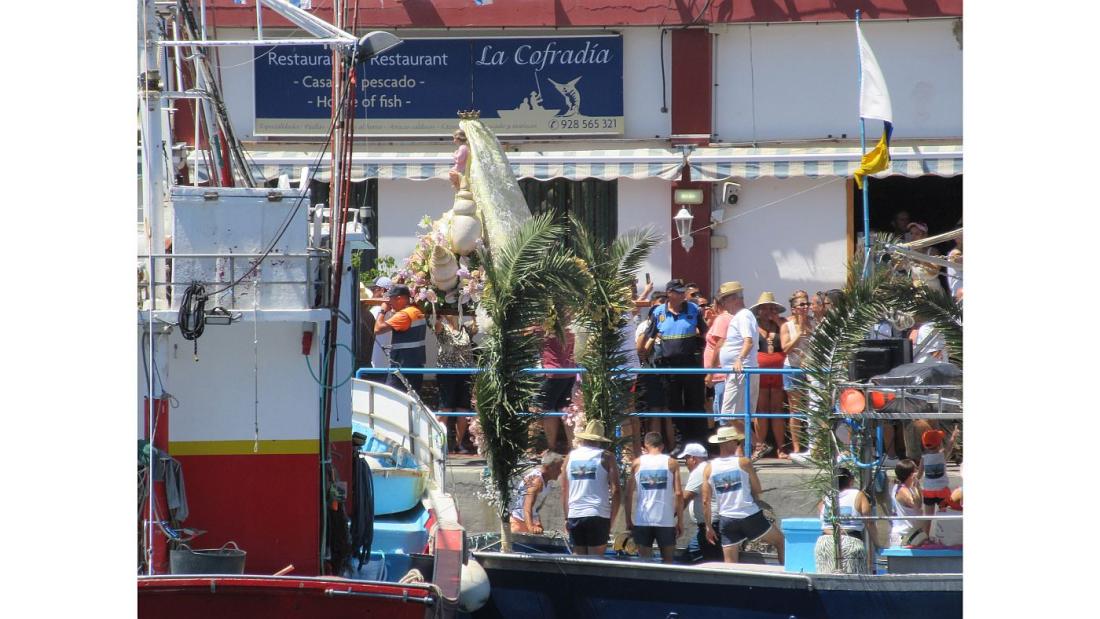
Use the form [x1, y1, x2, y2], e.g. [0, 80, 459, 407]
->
[169, 427, 353, 456]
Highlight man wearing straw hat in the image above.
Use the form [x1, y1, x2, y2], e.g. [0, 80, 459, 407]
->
[561, 420, 621, 556]
[712, 282, 759, 440]
[702, 426, 785, 564]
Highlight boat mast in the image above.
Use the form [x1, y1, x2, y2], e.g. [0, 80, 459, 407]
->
[139, 0, 168, 575]
[318, 0, 356, 575]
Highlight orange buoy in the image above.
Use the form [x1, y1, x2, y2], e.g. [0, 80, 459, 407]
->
[869, 390, 896, 409]
[839, 388, 866, 414]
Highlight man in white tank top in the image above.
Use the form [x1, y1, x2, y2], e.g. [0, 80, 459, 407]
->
[509, 452, 564, 534]
[625, 432, 683, 563]
[561, 420, 621, 556]
[702, 426, 785, 564]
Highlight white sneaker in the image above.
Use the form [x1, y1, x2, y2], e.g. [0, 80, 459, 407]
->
[789, 451, 812, 466]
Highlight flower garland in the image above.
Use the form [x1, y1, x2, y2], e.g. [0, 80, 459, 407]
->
[562, 379, 587, 436]
[395, 214, 487, 311]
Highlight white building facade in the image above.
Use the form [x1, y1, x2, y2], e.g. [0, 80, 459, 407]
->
[193, 5, 961, 319]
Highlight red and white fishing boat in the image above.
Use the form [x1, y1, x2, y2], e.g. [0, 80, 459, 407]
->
[136, 2, 484, 616]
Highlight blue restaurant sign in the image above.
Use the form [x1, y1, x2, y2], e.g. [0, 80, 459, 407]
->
[254, 35, 624, 136]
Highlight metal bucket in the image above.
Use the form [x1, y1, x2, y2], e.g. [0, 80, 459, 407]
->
[170, 541, 247, 574]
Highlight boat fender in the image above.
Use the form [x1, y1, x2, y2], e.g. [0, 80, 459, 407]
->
[458, 557, 490, 613]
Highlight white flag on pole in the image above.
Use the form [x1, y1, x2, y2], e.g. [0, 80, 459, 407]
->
[856, 22, 892, 123]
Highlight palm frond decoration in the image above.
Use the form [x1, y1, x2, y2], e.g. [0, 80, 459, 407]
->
[795, 235, 963, 571]
[473, 213, 591, 550]
[569, 218, 659, 457]
[885, 280, 963, 365]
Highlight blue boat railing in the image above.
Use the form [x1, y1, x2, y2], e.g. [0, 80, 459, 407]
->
[354, 366, 809, 452]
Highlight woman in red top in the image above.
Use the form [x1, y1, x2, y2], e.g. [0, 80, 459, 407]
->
[537, 312, 576, 453]
[751, 292, 788, 459]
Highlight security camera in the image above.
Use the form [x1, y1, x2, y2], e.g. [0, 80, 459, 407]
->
[722, 182, 741, 205]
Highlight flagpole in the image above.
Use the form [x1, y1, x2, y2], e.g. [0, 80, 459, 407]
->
[256, 0, 264, 41]
[856, 9, 872, 278]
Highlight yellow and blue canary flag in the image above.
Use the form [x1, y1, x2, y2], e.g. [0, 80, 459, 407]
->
[853, 22, 893, 189]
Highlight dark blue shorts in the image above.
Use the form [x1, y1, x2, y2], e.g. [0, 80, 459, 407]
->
[436, 374, 471, 409]
[632, 525, 676, 549]
[636, 374, 665, 411]
[538, 377, 575, 411]
[567, 516, 611, 548]
[718, 510, 771, 547]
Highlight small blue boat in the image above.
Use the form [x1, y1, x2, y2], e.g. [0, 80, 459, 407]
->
[352, 422, 428, 516]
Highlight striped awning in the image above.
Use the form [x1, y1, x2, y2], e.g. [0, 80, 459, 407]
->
[189, 148, 686, 183]
[686, 144, 962, 181]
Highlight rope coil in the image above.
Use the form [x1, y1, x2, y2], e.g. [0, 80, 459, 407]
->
[178, 282, 208, 359]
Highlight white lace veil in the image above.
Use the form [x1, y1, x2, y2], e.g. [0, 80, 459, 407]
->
[459, 118, 532, 255]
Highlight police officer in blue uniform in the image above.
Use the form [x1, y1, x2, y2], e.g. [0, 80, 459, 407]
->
[644, 279, 709, 452]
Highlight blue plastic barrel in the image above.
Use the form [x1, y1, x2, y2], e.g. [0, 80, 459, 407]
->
[780, 518, 821, 573]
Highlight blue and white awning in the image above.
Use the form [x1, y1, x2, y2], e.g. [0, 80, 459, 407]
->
[686, 144, 962, 181]
[188, 148, 686, 183]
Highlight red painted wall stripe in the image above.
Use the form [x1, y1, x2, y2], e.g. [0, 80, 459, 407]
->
[669, 29, 712, 294]
[670, 29, 712, 141]
[204, 1, 961, 29]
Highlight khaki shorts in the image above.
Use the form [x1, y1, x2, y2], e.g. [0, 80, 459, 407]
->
[720, 372, 760, 418]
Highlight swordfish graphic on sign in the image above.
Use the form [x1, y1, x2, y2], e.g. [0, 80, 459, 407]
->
[478, 37, 623, 134]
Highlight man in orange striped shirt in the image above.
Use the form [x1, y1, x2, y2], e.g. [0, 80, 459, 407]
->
[374, 285, 427, 393]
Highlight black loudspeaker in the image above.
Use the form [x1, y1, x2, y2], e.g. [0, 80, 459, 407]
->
[850, 338, 913, 381]
[851, 347, 893, 381]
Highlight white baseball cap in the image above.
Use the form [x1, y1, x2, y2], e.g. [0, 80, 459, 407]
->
[373, 276, 393, 291]
[681, 443, 708, 459]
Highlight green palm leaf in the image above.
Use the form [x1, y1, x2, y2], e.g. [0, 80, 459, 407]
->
[794, 236, 963, 569]
[473, 213, 591, 526]
[569, 217, 659, 457]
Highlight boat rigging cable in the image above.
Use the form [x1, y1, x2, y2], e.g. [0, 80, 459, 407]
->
[200, 70, 350, 300]
[320, 0, 377, 574]
[177, 0, 256, 187]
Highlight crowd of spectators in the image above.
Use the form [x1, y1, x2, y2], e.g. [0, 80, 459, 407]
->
[361, 211, 962, 467]
[360, 249, 963, 562]
[360, 271, 951, 460]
